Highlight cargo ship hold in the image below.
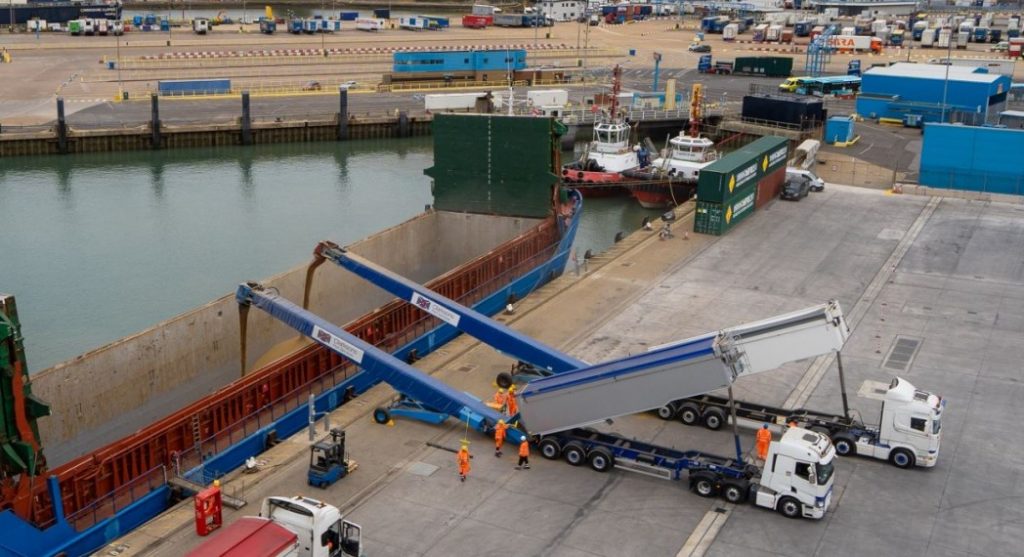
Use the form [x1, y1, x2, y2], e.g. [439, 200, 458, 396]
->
[0, 114, 581, 557]
[0, 0, 121, 25]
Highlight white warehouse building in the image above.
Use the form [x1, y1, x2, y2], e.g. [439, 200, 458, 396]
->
[538, 0, 586, 21]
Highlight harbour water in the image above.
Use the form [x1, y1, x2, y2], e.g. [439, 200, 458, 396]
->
[0, 138, 660, 370]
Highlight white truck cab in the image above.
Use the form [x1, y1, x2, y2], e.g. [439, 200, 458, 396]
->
[261, 496, 362, 557]
[755, 427, 835, 519]
[836, 377, 943, 468]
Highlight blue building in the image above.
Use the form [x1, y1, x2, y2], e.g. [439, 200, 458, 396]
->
[392, 49, 528, 73]
[856, 63, 1011, 125]
[920, 123, 1024, 195]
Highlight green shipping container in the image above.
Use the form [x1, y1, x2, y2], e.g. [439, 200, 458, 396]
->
[696, 136, 789, 203]
[733, 56, 793, 78]
[693, 186, 758, 236]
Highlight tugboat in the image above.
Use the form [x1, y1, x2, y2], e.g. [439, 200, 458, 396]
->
[624, 84, 718, 209]
[561, 66, 649, 197]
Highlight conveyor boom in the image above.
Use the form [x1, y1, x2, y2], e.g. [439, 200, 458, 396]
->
[236, 283, 527, 443]
[311, 242, 587, 373]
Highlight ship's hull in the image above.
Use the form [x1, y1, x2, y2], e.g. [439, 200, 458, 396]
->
[0, 3, 121, 25]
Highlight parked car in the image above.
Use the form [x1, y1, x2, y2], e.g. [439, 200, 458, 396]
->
[991, 41, 1009, 52]
[786, 168, 825, 192]
[302, 80, 322, 91]
[781, 176, 812, 200]
[688, 43, 712, 53]
[340, 80, 358, 89]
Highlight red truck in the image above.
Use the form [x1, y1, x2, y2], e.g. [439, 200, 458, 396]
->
[462, 14, 491, 28]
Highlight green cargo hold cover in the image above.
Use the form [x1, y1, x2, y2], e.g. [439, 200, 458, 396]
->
[425, 114, 559, 218]
[696, 136, 789, 203]
[693, 185, 757, 236]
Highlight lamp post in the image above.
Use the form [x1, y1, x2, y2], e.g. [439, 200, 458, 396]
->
[116, 31, 123, 98]
[940, 27, 952, 122]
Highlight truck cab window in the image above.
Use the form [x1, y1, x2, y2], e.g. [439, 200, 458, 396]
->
[910, 417, 927, 432]
[794, 462, 812, 483]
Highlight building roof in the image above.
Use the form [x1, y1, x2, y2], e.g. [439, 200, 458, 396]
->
[865, 62, 1005, 84]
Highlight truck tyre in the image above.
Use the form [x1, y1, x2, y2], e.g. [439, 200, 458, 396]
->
[777, 496, 802, 519]
[702, 407, 726, 430]
[588, 447, 615, 472]
[691, 472, 718, 498]
[831, 433, 856, 457]
[563, 442, 586, 466]
[810, 426, 830, 437]
[496, 372, 514, 389]
[678, 402, 701, 426]
[722, 481, 748, 504]
[657, 402, 677, 420]
[539, 437, 562, 460]
[372, 407, 391, 424]
[890, 448, 915, 469]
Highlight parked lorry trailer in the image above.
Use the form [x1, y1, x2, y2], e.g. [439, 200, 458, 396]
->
[239, 243, 838, 519]
[826, 34, 882, 53]
[355, 17, 384, 31]
[187, 496, 362, 557]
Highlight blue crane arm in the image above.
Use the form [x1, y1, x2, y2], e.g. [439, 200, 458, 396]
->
[236, 282, 527, 443]
[311, 242, 587, 373]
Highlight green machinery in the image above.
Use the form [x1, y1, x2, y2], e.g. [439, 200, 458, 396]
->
[0, 294, 50, 512]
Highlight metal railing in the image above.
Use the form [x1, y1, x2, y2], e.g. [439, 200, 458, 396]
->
[62, 466, 168, 532]
[559, 106, 692, 125]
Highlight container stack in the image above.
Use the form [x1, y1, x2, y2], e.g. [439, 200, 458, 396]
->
[694, 136, 789, 236]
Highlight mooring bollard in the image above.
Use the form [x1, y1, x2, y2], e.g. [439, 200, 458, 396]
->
[241, 91, 252, 146]
[151, 93, 162, 149]
[338, 87, 349, 141]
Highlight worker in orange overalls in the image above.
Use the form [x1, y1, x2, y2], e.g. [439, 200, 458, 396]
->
[506, 384, 519, 417]
[516, 437, 530, 470]
[494, 419, 508, 457]
[457, 442, 471, 482]
[756, 424, 773, 462]
[493, 388, 508, 414]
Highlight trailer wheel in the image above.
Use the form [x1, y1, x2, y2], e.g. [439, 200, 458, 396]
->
[722, 482, 748, 504]
[890, 448, 915, 469]
[678, 402, 701, 426]
[539, 438, 562, 460]
[777, 496, 802, 519]
[657, 402, 677, 420]
[691, 473, 718, 498]
[496, 372, 514, 389]
[372, 407, 391, 424]
[831, 433, 856, 457]
[702, 407, 726, 430]
[588, 447, 615, 472]
[563, 442, 586, 466]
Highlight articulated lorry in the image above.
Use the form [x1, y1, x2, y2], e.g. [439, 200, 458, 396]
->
[187, 496, 362, 557]
[826, 35, 883, 53]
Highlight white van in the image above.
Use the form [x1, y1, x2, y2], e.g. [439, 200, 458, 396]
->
[786, 167, 825, 191]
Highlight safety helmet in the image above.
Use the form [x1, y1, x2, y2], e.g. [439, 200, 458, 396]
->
[763, 423, 769, 428]
[498, 419, 505, 425]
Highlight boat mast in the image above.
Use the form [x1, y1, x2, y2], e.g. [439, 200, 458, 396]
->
[689, 83, 703, 138]
[610, 64, 622, 121]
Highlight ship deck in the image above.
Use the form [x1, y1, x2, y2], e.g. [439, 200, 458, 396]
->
[107, 185, 1024, 557]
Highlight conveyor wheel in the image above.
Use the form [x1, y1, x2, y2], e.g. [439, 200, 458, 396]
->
[373, 407, 391, 424]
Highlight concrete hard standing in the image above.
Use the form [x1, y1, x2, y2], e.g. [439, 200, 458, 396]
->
[109, 186, 1024, 557]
